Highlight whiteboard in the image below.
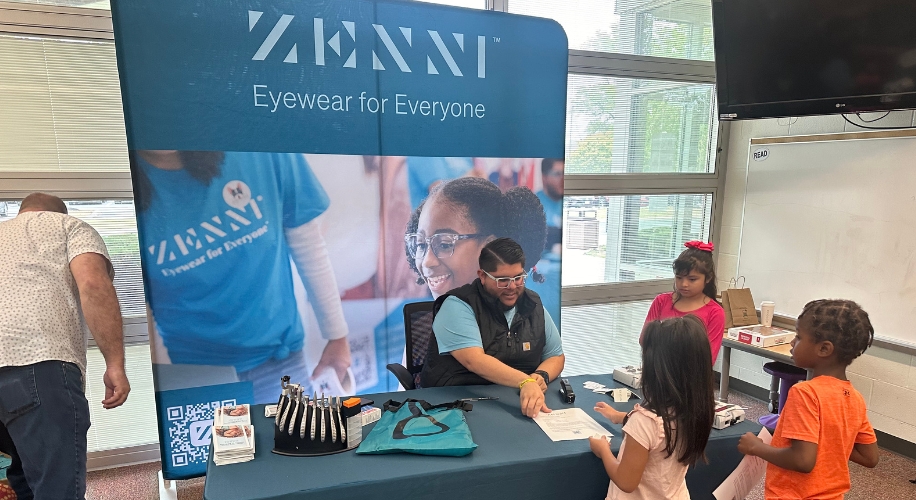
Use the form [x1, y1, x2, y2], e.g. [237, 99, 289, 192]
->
[737, 132, 916, 349]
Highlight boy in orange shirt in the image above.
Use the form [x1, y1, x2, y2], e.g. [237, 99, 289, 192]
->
[738, 299, 879, 499]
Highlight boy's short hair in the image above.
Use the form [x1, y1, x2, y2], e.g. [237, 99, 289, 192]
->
[798, 299, 874, 365]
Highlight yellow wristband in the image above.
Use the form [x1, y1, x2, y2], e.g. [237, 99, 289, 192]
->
[518, 378, 536, 389]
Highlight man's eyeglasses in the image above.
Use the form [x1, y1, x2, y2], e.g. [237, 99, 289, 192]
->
[405, 233, 482, 260]
[483, 270, 528, 289]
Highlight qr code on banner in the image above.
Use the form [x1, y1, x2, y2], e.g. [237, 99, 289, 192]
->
[166, 399, 237, 468]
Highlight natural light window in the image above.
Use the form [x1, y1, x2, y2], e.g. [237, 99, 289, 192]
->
[562, 194, 712, 286]
[509, 0, 713, 59]
[566, 75, 718, 175]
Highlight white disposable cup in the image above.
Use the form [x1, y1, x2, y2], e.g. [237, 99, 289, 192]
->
[760, 301, 775, 327]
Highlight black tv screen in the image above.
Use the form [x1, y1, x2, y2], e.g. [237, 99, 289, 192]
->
[712, 0, 916, 120]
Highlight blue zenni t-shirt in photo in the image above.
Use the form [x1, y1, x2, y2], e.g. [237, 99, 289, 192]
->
[136, 152, 329, 372]
[536, 190, 562, 233]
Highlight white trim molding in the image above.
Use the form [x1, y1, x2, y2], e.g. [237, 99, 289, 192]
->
[562, 279, 672, 307]
[565, 173, 720, 197]
[0, 1, 112, 39]
[0, 171, 134, 200]
[568, 50, 716, 83]
[87, 443, 160, 472]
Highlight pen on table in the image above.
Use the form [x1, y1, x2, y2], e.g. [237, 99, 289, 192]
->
[459, 397, 499, 402]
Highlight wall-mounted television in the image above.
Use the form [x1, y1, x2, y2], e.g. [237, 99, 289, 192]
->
[712, 0, 916, 120]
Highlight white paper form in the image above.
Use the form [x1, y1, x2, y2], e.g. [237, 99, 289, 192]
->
[713, 428, 773, 500]
[533, 408, 611, 442]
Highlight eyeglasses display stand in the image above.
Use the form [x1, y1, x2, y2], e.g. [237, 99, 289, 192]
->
[272, 376, 361, 457]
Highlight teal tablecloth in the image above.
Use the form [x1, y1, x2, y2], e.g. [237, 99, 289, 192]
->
[204, 374, 759, 500]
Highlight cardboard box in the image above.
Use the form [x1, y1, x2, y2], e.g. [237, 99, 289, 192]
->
[713, 401, 746, 430]
[613, 366, 642, 389]
[360, 406, 381, 426]
[727, 324, 795, 347]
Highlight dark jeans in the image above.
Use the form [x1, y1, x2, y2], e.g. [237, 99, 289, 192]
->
[0, 361, 90, 500]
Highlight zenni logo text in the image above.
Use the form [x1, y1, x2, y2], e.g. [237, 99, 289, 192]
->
[248, 11, 488, 78]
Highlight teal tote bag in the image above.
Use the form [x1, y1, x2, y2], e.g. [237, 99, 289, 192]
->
[356, 399, 477, 457]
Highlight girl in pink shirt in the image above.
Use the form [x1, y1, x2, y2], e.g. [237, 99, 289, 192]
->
[589, 316, 716, 500]
[642, 241, 725, 361]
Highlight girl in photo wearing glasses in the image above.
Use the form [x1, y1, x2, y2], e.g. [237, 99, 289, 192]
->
[404, 176, 547, 300]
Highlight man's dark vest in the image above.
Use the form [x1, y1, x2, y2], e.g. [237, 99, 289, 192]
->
[420, 279, 546, 387]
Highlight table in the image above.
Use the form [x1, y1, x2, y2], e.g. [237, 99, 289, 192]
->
[204, 374, 760, 500]
[718, 338, 795, 401]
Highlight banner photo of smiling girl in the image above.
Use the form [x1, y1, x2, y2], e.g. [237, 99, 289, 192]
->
[111, 0, 566, 479]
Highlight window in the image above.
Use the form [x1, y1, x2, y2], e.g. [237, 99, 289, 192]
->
[567, 75, 717, 174]
[509, 0, 714, 59]
[0, 35, 127, 173]
[519, 1, 723, 375]
[85, 345, 158, 453]
[563, 194, 712, 286]
[561, 300, 650, 376]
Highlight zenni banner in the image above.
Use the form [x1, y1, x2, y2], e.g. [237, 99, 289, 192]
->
[111, 0, 567, 479]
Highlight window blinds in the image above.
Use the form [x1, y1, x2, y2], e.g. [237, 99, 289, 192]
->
[0, 34, 127, 172]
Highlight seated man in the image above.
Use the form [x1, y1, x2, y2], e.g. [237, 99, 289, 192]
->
[420, 238, 565, 418]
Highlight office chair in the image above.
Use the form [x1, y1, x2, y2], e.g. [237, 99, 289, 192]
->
[386, 300, 435, 390]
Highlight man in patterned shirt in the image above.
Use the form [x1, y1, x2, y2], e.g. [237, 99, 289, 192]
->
[0, 193, 130, 499]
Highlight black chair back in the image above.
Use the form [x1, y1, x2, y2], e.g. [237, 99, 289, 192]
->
[403, 300, 435, 387]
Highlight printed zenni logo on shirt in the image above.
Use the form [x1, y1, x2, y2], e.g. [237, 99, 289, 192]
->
[223, 180, 252, 209]
[148, 180, 270, 277]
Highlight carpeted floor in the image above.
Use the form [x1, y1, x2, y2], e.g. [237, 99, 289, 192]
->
[83, 389, 916, 500]
[87, 462, 203, 500]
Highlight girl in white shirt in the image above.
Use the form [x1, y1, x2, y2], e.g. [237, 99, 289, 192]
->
[589, 315, 715, 500]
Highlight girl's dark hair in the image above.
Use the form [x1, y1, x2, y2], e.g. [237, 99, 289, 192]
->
[798, 299, 874, 366]
[405, 176, 547, 282]
[641, 315, 715, 465]
[672, 247, 718, 303]
[129, 151, 225, 212]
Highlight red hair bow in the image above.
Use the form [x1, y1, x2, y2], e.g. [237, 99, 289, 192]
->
[684, 240, 714, 252]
